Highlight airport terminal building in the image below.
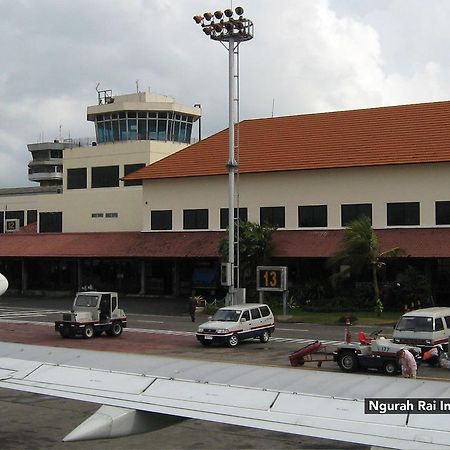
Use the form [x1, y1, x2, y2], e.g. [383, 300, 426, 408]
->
[2, 93, 450, 304]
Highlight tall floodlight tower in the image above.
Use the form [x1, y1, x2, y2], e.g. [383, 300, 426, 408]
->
[194, 7, 254, 305]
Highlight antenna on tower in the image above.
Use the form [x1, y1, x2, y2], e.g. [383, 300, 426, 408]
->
[136, 79, 139, 93]
[271, 98, 275, 118]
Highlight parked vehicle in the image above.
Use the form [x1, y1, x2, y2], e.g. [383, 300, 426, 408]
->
[55, 291, 127, 338]
[393, 307, 450, 352]
[333, 331, 421, 375]
[196, 303, 275, 347]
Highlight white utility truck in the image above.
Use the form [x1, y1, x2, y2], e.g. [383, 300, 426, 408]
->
[55, 291, 127, 338]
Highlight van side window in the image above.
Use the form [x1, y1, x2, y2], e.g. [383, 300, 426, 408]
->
[445, 316, 450, 328]
[251, 308, 262, 320]
[435, 317, 444, 331]
[259, 305, 271, 317]
[241, 310, 250, 321]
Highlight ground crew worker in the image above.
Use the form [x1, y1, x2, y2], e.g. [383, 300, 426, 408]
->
[397, 348, 417, 378]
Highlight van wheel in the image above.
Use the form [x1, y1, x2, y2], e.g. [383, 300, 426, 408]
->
[83, 325, 94, 339]
[383, 361, 397, 375]
[228, 334, 239, 347]
[260, 330, 270, 343]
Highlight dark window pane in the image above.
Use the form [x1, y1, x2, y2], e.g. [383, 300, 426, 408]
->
[112, 120, 119, 141]
[39, 212, 62, 233]
[97, 121, 105, 143]
[157, 119, 167, 140]
[436, 201, 450, 225]
[91, 166, 119, 188]
[151, 210, 172, 230]
[27, 210, 37, 225]
[5, 210, 24, 228]
[119, 120, 127, 140]
[50, 150, 63, 159]
[124, 163, 145, 187]
[341, 204, 372, 226]
[67, 168, 87, 189]
[387, 202, 420, 226]
[260, 207, 285, 228]
[0, 211, 3, 233]
[149, 120, 157, 139]
[186, 123, 192, 142]
[183, 209, 208, 230]
[220, 208, 248, 229]
[127, 118, 137, 140]
[298, 205, 327, 227]
[138, 120, 147, 140]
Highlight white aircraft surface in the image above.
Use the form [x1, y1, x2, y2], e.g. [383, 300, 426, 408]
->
[0, 273, 8, 296]
[0, 341, 449, 449]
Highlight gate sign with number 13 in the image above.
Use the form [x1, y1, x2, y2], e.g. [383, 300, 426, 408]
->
[256, 266, 287, 292]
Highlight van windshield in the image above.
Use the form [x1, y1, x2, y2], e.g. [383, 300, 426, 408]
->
[396, 316, 433, 332]
[212, 309, 241, 322]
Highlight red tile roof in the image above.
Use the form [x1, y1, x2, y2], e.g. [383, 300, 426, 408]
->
[0, 232, 223, 258]
[1, 228, 450, 259]
[271, 229, 450, 258]
[124, 100, 450, 181]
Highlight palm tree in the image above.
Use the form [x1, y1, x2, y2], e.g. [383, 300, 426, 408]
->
[328, 216, 403, 312]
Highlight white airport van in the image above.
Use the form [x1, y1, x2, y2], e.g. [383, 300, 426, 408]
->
[393, 307, 450, 351]
[196, 303, 275, 347]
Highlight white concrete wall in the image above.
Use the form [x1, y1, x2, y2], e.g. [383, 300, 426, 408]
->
[141, 163, 450, 231]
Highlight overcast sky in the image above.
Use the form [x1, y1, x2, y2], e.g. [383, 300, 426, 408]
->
[1, 0, 450, 188]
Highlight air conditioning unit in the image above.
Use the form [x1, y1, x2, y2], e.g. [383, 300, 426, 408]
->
[5, 219, 20, 233]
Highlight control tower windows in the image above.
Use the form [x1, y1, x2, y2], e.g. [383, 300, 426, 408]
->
[95, 111, 193, 144]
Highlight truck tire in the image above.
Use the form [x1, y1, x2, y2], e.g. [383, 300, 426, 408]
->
[83, 325, 94, 339]
[107, 321, 123, 337]
[337, 351, 359, 372]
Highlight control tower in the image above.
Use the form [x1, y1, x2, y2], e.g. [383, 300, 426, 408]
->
[27, 141, 64, 187]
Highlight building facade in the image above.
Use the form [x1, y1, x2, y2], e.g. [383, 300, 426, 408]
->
[2, 98, 450, 306]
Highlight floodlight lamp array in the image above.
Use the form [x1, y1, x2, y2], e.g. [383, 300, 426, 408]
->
[193, 6, 253, 42]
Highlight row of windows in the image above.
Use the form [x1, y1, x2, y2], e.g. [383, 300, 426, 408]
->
[31, 149, 63, 161]
[95, 111, 193, 144]
[0, 210, 61, 233]
[28, 165, 63, 175]
[67, 163, 145, 189]
[150, 202, 450, 230]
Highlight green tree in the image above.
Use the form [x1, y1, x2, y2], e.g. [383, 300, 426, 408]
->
[328, 216, 403, 312]
[219, 221, 276, 287]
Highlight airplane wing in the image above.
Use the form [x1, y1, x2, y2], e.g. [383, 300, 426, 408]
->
[0, 341, 449, 449]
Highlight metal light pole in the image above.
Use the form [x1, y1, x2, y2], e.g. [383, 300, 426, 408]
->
[194, 7, 253, 305]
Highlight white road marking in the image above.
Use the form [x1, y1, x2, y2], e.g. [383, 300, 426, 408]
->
[276, 327, 309, 332]
[135, 320, 165, 324]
